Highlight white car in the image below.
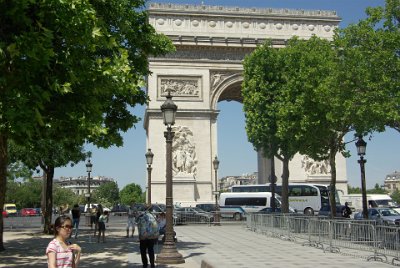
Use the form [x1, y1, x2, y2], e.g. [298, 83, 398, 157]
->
[84, 204, 110, 213]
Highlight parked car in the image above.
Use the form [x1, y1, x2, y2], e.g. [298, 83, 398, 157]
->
[34, 208, 42, 215]
[354, 208, 400, 226]
[258, 207, 282, 214]
[3, 203, 17, 217]
[2, 210, 8, 218]
[20, 208, 37, 217]
[196, 203, 216, 212]
[257, 206, 297, 214]
[175, 207, 214, 224]
[111, 204, 129, 216]
[318, 205, 350, 218]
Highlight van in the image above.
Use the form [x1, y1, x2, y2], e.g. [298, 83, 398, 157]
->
[3, 203, 17, 216]
[341, 194, 396, 212]
[219, 192, 282, 213]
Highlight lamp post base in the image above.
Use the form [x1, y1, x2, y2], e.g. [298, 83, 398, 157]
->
[156, 242, 185, 264]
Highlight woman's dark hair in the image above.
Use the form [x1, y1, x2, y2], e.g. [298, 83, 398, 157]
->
[54, 215, 72, 237]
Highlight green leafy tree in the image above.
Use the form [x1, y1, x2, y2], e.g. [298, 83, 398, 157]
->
[243, 37, 337, 214]
[366, 183, 387, 194]
[348, 185, 362, 194]
[92, 181, 119, 208]
[391, 189, 400, 204]
[53, 185, 79, 210]
[16, 179, 42, 209]
[243, 40, 292, 212]
[0, 0, 174, 245]
[120, 183, 144, 205]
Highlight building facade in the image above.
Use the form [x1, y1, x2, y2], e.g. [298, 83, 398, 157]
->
[384, 171, 400, 194]
[55, 176, 115, 195]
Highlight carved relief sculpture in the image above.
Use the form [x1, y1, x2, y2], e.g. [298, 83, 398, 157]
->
[301, 155, 330, 175]
[172, 126, 198, 177]
[160, 78, 200, 97]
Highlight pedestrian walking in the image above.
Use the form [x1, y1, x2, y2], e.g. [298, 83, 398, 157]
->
[71, 204, 81, 239]
[136, 205, 159, 268]
[97, 210, 109, 243]
[89, 205, 97, 231]
[46, 215, 81, 268]
[126, 203, 138, 238]
[94, 204, 103, 237]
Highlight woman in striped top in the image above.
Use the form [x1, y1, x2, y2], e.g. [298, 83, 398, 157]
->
[46, 215, 81, 268]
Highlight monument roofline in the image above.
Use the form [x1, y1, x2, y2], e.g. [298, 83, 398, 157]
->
[149, 3, 341, 21]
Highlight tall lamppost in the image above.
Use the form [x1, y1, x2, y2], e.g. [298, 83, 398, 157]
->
[85, 159, 93, 209]
[157, 92, 185, 265]
[356, 136, 368, 219]
[145, 149, 154, 205]
[213, 156, 220, 225]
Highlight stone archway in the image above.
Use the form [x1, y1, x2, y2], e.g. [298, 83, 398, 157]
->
[144, 3, 348, 205]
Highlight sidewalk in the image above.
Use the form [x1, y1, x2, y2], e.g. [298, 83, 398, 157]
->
[0, 223, 394, 267]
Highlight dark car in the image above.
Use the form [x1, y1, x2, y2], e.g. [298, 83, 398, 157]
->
[318, 205, 350, 218]
[258, 207, 282, 214]
[175, 207, 214, 224]
[111, 204, 129, 216]
[196, 203, 216, 212]
[354, 207, 400, 226]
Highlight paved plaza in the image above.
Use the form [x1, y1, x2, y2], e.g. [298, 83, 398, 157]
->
[0, 221, 395, 268]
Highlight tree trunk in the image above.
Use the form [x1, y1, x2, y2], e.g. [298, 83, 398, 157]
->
[0, 134, 8, 251]
[42, 166, 54, 234]
[329, 149, 337, 219]
[281, 158, 290, 213]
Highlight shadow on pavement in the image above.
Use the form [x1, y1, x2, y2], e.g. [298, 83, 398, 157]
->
[1, 228, 209, 267]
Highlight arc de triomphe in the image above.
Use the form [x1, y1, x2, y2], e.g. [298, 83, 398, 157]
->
[144, 3, 348, 206]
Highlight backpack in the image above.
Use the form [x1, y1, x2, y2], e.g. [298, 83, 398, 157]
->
[137, 212, 159, 240]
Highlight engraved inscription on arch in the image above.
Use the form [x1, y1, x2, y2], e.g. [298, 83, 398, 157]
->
[158, 76, 202, 101]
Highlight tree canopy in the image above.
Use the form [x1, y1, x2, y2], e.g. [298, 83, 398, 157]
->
[0, 0, 174, 249]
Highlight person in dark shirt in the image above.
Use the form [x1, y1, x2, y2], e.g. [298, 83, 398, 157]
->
[342, 202, 352, 218]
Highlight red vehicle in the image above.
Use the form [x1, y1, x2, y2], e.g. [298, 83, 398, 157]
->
[20, 208, 37, 217]
[2, 210, 7, 218]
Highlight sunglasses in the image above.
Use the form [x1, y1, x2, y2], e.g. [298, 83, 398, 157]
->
[61, 225, 73, 230]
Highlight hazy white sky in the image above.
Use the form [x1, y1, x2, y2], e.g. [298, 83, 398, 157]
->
[57, 0, 398, 191]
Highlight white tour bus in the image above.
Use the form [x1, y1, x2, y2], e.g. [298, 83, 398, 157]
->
[230, 183, 339, 215]
[219, 192, 283, 213]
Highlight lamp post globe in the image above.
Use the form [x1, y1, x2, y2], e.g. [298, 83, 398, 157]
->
[156, 92, 184, 265]
[355, 136, 368, 219]
[160, 91, 177, 127]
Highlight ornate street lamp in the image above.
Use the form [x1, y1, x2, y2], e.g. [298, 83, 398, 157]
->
[213, 156, 221, 226]
[85, 159, 93, 209]
[356, 136, 368, 219]
[145, 149, 154, 205]
[157, 92, 184, 265]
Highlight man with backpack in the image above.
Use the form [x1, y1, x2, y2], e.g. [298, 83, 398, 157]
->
[136, 205, 159, 268]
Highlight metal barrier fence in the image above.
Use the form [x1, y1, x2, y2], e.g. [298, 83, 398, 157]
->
[247, 214, 400, 266]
